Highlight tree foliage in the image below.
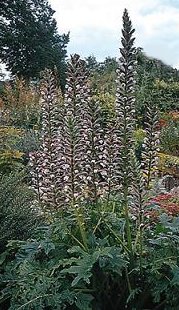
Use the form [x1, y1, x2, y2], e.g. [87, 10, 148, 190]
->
[0, 0, 69, 88]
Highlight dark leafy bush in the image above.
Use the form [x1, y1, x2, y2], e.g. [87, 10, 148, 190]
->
[1, 206, 179, 309]
[0, 170, 43, 253]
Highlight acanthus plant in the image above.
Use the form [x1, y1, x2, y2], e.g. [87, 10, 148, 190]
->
[84, 96, 109, 203]
[102, 120, 120, 202]
[114, 8, 137, 252]
[62, 54, 107, 206]
[29, 9, 160, 227]
[62, 54, 89, 206]
[130, 100, 160, 253]
[29, 70, 64, 211]
[3, 10, 172, 310]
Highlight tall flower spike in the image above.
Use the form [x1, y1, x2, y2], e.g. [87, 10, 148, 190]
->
[84, 96, 106, 203]
[115, 9, 136, 250]
[38, 70, 64, 209]
[141, 103, 160, 190]
[130, 152, 145, 221]
[102, 120, 120, 201]
[29, 150, 44, 204]
[63, 54, 92, 206]
[63, 55, 106, 205]
[115, 9, 136, 197]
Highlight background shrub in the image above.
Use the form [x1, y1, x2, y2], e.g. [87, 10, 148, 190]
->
[0, 170, 43, 253]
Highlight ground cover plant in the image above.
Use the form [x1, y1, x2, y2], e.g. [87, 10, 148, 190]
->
[0, 8, 179, 310]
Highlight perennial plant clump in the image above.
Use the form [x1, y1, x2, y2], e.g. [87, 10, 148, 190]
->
[29, 9, 159, 213]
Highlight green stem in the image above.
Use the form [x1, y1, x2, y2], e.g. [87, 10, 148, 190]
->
[123, 189, 133, 254]
[93, 217, 102, 234]
[74, 208, 88, 251]
[69, 233, 87, 251]
[17, 294, 53, 310]
[139, 224, 143, 275]
[125, 267, 132, 295]
[106, 223, 130, 254]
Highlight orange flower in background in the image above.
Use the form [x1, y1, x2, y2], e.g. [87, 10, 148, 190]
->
[157, 110, 179, 129]
[157, 118, 167, 129]
[169, 111, 179, 120]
